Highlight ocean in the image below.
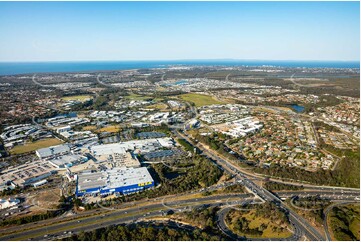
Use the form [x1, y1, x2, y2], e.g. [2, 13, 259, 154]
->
[0, 60, 359, 76]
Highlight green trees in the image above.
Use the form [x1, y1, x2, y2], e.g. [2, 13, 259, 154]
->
[329, 205, 360, 241]
[65, 222, 225, 241]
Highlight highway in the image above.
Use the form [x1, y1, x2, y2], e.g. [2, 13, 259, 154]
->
[216, 207, 303, 241]
[275, 190, 360, 201]
[0, 194, 254, 241]
[173, 129, 327, 241]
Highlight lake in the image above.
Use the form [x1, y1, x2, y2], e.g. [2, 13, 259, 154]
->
[291, 104, 305, 113]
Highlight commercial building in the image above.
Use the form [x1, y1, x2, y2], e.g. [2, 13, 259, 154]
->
[90, 144, 141, 168]
[47, 154, 88, 169]
[36, 144, 70, 159]
[143, 150, 175, 160]
[75, 167, 154, 197]
[136, 132, 166, 139]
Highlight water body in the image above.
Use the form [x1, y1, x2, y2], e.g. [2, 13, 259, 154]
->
[0, 60, 359, 76]
[290, 104, 305, 113]
[174, 80, 188, 85]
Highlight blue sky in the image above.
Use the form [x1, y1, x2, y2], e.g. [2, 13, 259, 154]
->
[0, 1, 359, 61]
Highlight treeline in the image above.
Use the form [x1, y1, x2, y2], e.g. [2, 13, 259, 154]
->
[264, 182, 304, 191]
[0, 196, 68, 227]
[173, 206, 224, 238]
[63, 222, 224, 241]
[177, 138, 194, 153]
[0, 210, 59, 227]
[253, 152, 360, 188]
[329, 205, 360, 241]
[226, 202, 290, 238]
[194, 132, 244, 162]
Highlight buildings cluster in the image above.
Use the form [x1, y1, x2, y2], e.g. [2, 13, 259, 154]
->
[0, 124, 52, 149]
[318, 129, 358, 150]
[236, 112, 334, 170]
[317, 100, 360, 126]
[199, 105, 249, 125]
[214, 117, 263, 138]
[0, 88, 52, 125]
[158, 78, 260, 92]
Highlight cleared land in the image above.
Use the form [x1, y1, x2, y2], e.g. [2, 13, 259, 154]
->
[10, 138, 63, 154]
[146, 103, 169, 110]
[124, 93, 152, 100]
[82, 125, 97, 131]
[179, 93, 224, 107]
[97, 125, 121, 133]
[61, 95, 93, 102]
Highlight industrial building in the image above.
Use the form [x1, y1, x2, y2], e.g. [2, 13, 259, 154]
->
[0, 198, 20, 210]
[36, 144, 70, 159]
[90, 144, 141, 168]
[143, 150, 175, 160]
[136, 132, 166, 139]
[47, 154, 88, 169]
[75, 167, 154, 197]
[90, 138, 175, 155]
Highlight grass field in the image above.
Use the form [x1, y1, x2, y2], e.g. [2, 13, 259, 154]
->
[146, 103, 169, 110]
[97, 125, 121, 133]
[10, 138, 64, 154]
[227, 208, 292, 239]
[61, 95, 93, 102]
[82, 125, 97, 131]
[124, 93, 153, 100]
[179, 93, 224, 107]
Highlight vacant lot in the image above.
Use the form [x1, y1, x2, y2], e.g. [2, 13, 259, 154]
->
[82, 125, 97, 131]
[124, 93, 152, 100]
[179, 93, 224, 107]
[97, 125, 121, 133]
[10, 138, 63, 154]
[61, 95, 93, 102]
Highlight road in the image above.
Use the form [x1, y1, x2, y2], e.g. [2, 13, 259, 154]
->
[322, 201, 359, 241]
[275, 190, 360, 201]
[0, 193, 254, 241]
[216, 206, 303, 241]
[173, 129, 326, 241]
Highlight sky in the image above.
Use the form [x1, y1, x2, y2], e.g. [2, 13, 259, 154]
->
[0, 1, 359, 62]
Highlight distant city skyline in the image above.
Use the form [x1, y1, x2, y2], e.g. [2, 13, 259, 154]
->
[0, 1, 359, 62]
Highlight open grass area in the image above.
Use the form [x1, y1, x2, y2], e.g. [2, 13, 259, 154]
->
[10, 138, 64, 154]
[226, 203, 292, 239]
[61, 95, 93, 102]
[146, 103, 169, 110]
[97, 125, 121, 133]
[179, 93, 224, 107]
[82, 125, 97, 131]
[124, 93, 153, 100]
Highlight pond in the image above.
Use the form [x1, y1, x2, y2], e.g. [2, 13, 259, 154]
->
[290, 104, 305, 113]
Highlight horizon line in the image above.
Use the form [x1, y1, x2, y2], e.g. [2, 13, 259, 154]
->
[0, 58, 360, 63]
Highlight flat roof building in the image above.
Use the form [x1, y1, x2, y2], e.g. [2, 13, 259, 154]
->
[76, 167, 154, 197]
[90, 144, 140, 168]
[36, 144, 70, 159]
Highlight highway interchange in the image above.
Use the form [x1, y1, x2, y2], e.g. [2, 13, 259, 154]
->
[0, 127, 359, 241]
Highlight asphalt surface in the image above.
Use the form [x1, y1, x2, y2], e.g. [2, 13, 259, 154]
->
[174, 130, 327, 241]
[0, 194, 253, 241]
